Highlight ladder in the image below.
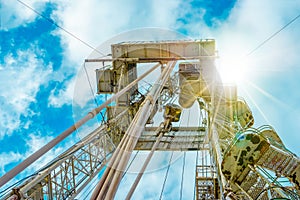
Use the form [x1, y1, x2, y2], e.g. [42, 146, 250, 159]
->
[222, 127, 300, 199]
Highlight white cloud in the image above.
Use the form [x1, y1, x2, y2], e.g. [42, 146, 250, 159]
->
[25, 133, 65, 172]
[164, 1, 300, 158]
[71, 64, 97, 108]
[168, 0, 300, 77]
[0, 132, 67, 191]
[0, 152, 23, 175]
[0, 48, 53, 138]
[114, 151, 197, 200]
[47, 1, 300, 197]
[207, 0, 300, 156]
[48, 76, 75, 108]
[1, 0, 49, 30]
[211, 1, 300, 72]
[51, 0, 184, 64]
[3, 0, 300, 197]
[45, 0, 191, 108]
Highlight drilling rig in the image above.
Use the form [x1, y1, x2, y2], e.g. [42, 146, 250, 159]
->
[1, 40, 300, 200]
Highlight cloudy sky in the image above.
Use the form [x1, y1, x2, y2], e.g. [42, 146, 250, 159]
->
[1, 0, 300, 199]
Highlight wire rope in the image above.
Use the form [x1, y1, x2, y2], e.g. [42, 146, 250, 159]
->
[193, 150, 199, 200]
[84, 62, 99, 107]
[91, 62, 176, 200]
[125, 126, 164, 200]
[159, 151, 174, 200]
[80, 171, 105, 200]
[247, 12, 300, 56]
[83, 62, 105, 124]
[180, 152, 186, 200]
[0, 173, 37, 197]
[16, 0, 107, 57]
[121, 150, 140, 179]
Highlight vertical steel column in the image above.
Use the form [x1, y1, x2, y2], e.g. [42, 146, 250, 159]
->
[91, 61, 176, 200]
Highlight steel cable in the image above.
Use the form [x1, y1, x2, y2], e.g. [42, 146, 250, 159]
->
[159, 151, 174, 200]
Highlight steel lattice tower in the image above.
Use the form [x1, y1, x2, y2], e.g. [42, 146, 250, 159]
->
[1, 40, 300, 200]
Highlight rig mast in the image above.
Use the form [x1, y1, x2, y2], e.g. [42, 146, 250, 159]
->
[1, 40, 300, 200]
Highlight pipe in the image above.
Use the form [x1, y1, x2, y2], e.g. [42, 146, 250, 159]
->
[91, 61, 176, 200]
[0, 62, 161, 188]
[125, 126, 164, 200]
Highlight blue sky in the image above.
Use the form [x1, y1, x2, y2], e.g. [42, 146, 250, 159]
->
[1, 0, 300, 199]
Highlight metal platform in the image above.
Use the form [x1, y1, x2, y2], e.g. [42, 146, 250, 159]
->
[135, 126, 206, 151]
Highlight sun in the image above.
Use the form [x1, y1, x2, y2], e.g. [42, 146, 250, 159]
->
[217, 55, 249, 84]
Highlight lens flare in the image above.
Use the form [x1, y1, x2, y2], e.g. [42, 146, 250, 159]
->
[218, 56, 249, 84]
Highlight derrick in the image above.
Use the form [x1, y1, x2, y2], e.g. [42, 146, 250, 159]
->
[0, 40, 299, 200]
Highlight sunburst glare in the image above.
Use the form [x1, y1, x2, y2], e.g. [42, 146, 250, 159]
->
[217, 55, 250, 84]
[241, 86, 272, 126]
[245, 80, 291, 111]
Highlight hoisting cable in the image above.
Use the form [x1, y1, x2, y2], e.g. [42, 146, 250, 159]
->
[83, 62, 105, 124]
[107, 62, 175, 198]
[193, 150, 199, 200]
[102, 63, 175, 200]
[0, 174, 37, 198]
[180, 152, 186, 200]
[159, 151, 174, 200]
[90, 61, 176, 200]
[84, 62, 99, 106]
[80, 174, 104, 200]
[125, 122, 169, 200]
[122, 150, 140, 179]
[16, 0, 106, 57]
[247, 12, 300, 56]
[0, 62, 161, 188]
